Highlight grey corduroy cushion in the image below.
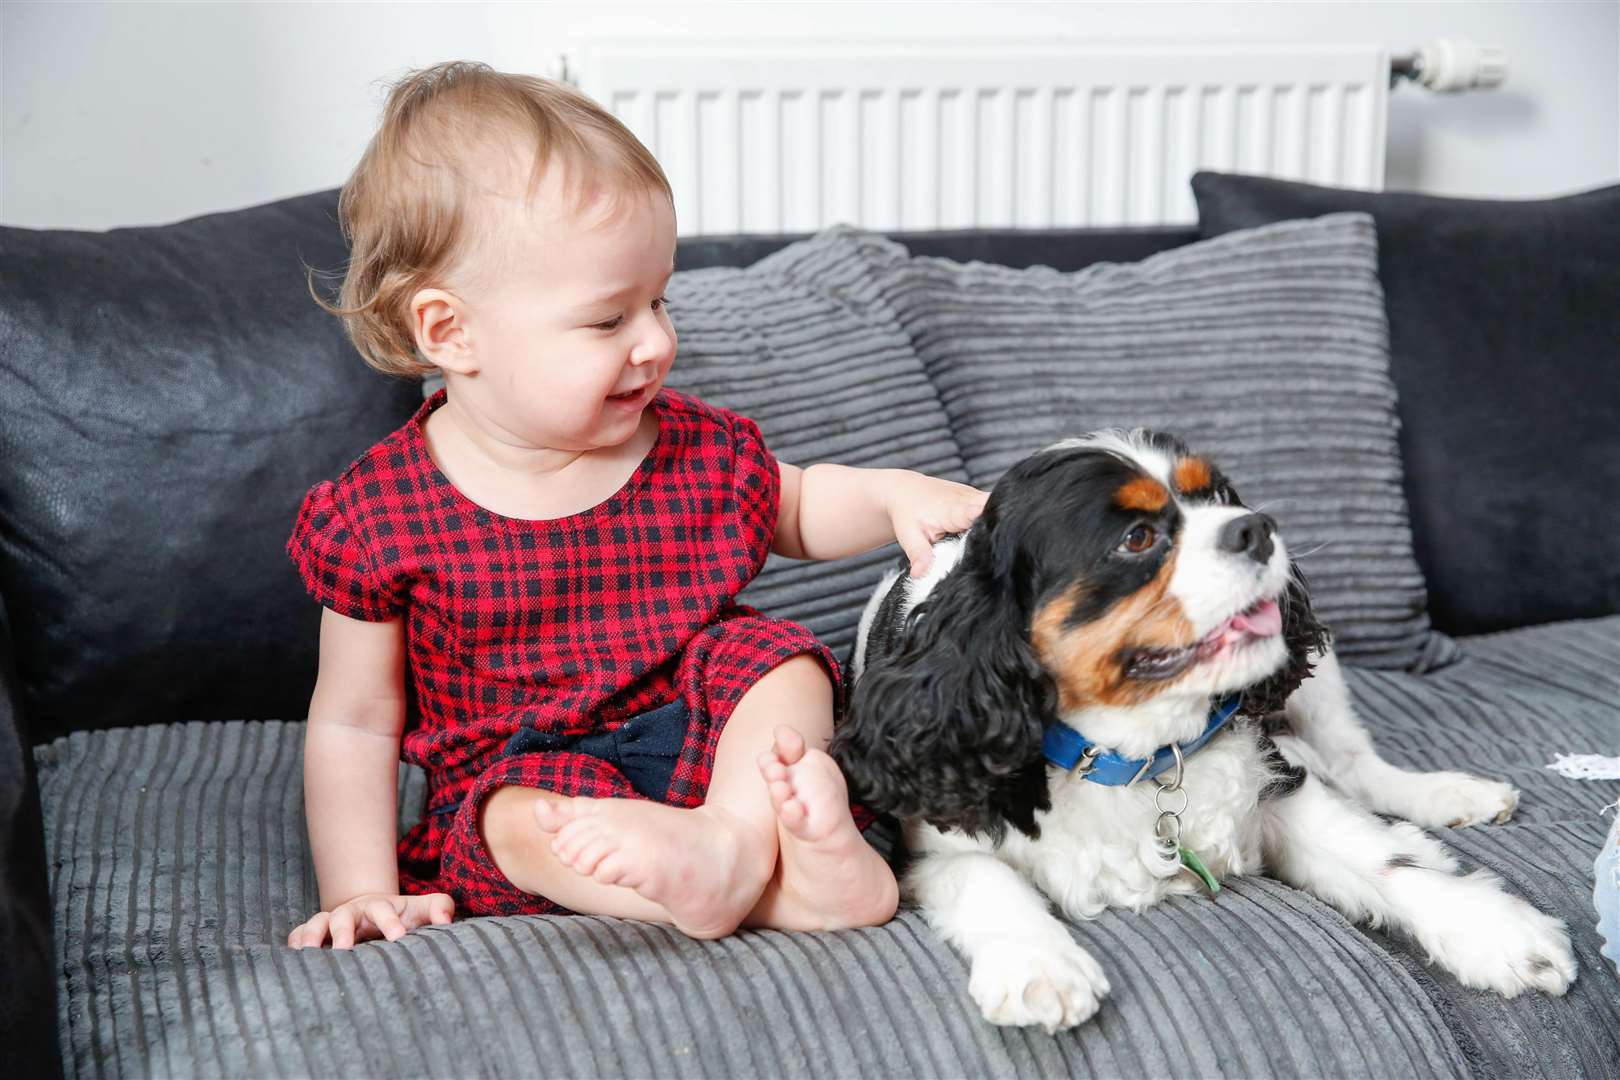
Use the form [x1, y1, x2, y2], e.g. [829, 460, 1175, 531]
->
[1340, 617, 1620, 1078]
[863, 213, 1436, 671]
[36, 617, 1620, 1079]
[39, 724, 1460, 1079]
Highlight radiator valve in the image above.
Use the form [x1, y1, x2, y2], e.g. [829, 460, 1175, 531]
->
[1392, 39, 1508, 92]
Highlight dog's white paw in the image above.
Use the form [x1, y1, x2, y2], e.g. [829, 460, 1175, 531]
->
[1394, 770, 1519, 829]
[968, 937, 1109, 1032]
[1420, 882, 1576, 996]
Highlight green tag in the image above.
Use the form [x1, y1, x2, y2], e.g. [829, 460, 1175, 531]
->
[1179, 846, 1221, 895]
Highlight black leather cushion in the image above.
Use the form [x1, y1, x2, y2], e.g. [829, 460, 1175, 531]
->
[0, 597, 61, 1077]
[1193, 172, 1620, 635]
[0, 190, 423, 742]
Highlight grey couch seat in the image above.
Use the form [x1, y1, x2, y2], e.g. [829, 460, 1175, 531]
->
[37, 617, 1620, 1080]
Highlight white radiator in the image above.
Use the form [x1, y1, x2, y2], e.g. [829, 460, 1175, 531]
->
[575, 41, 1389, 235]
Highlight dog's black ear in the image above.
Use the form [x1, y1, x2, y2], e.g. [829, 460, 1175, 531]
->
[1241, 561, 1332, 716]
[830, 525, 1057, 841]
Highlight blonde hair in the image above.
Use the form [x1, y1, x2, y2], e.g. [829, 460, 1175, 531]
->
[311, 61, 673, 378]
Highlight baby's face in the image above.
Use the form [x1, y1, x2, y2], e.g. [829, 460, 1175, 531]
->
[449, 172, 678, 453]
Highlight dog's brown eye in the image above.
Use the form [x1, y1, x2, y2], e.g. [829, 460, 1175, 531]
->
[1120, 524, 1157, 553]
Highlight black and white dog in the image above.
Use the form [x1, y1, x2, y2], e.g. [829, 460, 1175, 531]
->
[832, 430, 1575, 1032]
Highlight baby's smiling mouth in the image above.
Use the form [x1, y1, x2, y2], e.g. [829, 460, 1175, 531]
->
[1122, 597, 1284, 682]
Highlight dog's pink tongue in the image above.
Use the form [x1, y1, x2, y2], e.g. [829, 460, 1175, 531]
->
[1232, 599, 1283, 637]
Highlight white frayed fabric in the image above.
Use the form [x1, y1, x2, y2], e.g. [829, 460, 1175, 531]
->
[1545, 754, 1620, 780]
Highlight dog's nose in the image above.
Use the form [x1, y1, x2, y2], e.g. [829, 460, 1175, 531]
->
[1217, 512, 1275, 565]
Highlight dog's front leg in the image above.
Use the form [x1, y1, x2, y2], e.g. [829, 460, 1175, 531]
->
[908, 845, 1109, 1032]
[1260, 739, 1574, 997]
[1285, 649, 1519, 827]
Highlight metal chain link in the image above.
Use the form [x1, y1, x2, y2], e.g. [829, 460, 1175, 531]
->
[1151, 742, 1188, 862]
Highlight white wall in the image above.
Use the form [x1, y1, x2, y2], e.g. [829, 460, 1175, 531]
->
[3, 0, 1616, 230]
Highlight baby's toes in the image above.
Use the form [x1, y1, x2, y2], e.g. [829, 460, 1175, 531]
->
[532, 797, 573, 833]
[774, 792, 809, 832]
[771, 725, 807, 766]
[552, 821, 617, 876]
[551, 818, 602, 863]
[756, 750, 790, 785]
[590, 849, 635, 887]
[570, 834, 619, 878]
[763, 771, 804, 818]
[791, 749, 851, 806]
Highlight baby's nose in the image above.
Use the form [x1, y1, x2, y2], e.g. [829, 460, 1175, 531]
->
[631, 321, 676, 365]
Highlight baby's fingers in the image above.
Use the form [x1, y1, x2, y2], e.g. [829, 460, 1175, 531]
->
[404, 893, 455, 931]
[958, 487, 990, 524]
[897, 521, 936, 579]
[289, 911, 330, 950]
[330, 905, 359, 950]
[367, 898, 408, 942]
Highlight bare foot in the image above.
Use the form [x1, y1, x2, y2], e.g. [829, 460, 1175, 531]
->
[756, 725, 899, 929]
[534, 796, 772, 939]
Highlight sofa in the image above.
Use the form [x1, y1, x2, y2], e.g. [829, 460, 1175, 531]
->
[2, 173, 1617, 1079]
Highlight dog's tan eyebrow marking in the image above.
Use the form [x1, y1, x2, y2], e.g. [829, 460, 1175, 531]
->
[1115, 475, 1169, 513]
[1173, 457, 1213, 493]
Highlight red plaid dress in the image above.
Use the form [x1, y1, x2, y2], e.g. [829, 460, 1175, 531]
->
[288, 387, 843, 916]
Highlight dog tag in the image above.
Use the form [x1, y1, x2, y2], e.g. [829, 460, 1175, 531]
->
[1179, 846, 1221, 895]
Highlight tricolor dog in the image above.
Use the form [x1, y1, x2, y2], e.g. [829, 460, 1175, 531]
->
[833, 430, 1575, 1032]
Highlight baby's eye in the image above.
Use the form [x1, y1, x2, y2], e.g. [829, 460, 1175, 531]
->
[591, 297, 670, 332]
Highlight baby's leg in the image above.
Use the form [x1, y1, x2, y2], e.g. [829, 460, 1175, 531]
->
[729, 657, 898, 931]
[538, 654, 896, 935]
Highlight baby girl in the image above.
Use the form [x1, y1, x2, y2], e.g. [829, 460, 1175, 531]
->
[285, 61, 986, 947]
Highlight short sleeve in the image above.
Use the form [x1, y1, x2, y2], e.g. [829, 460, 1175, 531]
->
[725, 409, 781, 563]
[286, 480, 404, 622]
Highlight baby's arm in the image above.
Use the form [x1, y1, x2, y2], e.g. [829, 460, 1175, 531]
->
[774, 463, 987, 576]
[287, 608, 453, 949]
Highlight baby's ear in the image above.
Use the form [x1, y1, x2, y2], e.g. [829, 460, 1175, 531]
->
[409, 288, 477, 375]
[832, 531, 1056, 840]
[1241, 562, 1332, 716]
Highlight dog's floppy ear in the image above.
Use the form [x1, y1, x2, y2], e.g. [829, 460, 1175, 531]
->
[1240, 560, 1332, 716]
[831, 517, 1057, 841]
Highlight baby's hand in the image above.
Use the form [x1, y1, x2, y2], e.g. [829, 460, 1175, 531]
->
[883, 472, 990, 577]
[287, 891, 454, 950]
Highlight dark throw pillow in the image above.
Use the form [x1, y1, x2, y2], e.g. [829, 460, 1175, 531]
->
[1193, 172, 1620, 635]
[0, 191, 423, 742]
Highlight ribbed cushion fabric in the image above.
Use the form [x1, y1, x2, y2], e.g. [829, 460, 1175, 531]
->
[863, 214, 1434, 670]
[1336, 617, 1620, 1079]
[38, 721, 1462, 1080]
[36, 618, 1620, 1079]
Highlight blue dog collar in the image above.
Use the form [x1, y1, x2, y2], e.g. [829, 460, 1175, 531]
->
[1042, 695, 1244, 786]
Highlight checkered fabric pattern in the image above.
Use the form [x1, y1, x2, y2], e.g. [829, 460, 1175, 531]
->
[288, 388, 845, 913]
